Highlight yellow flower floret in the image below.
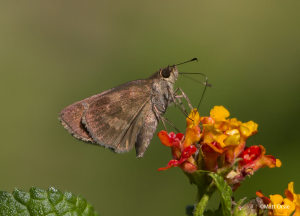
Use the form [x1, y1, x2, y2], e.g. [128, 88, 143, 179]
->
[240, 121, 258, 137]
[276, 159, 282, 168]
[285, 182, 300, 216]
[203, 106, 258, 149]
[269, 194, 295, 216]
[210, 105, 230, 121]
[224, 129, 241, 146]
[186, 108, 201, 128]
[262, 182, 300, 216]
[184, 108, 201, 148]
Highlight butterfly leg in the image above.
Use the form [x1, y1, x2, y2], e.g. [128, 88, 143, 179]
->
[171, 88, 193, 119]
[160, 116, 180, 133]
[153, 104, 180, 132]
[160, 116, 168, 131]
[174, 88, 193, 110]
[174, 95, 189, 116]
[170, 88, 189, 117]
[153, 104, 166, 130]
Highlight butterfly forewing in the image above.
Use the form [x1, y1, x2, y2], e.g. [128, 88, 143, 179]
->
[60, 79, 153, 153]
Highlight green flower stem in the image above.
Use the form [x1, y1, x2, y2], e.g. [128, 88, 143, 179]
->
[194, 192, 210, 216]
[194, 183, 215, 216]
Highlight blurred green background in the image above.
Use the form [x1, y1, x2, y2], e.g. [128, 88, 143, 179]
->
[0, 1, 299, 215]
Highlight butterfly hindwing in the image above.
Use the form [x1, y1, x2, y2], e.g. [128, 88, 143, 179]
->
[59, 99, 94, 143]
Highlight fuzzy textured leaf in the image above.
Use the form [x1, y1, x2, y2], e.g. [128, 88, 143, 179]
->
[0, 187, 99, 216]
[208, 173, 232, 216]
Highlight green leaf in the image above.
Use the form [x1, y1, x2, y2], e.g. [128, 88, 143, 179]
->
[0, 186, 99, 216]
[208, 173, 232, 216]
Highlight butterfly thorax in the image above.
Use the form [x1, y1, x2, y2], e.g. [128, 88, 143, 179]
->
[149, 66, 178, 117]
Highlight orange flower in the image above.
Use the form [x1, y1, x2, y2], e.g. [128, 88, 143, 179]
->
[200, 106, 259, 170]
[157, 106, 281, 186]
[285, 182, 300, 216]
[256, 182, 300, 216]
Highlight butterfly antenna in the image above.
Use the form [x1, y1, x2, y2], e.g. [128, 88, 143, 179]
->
[197, 77, 209, 110]
[179, 72, 211, 110]
[174, 58, 198, 66]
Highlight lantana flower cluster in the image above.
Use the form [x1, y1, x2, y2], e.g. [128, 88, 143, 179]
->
[158, 106, 281, 189]
[256, 182, 300, 216]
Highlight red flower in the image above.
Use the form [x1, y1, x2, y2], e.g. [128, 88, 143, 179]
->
[226, 145, 281, 190]
[239, 145, 281, 174]
[158, 131, 198, 173]
[157, 131, 184, 148]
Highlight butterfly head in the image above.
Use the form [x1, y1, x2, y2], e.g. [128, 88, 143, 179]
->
[159, 65, 178, 83]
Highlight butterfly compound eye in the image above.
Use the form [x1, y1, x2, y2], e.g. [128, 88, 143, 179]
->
[161, 68, 171, 78]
